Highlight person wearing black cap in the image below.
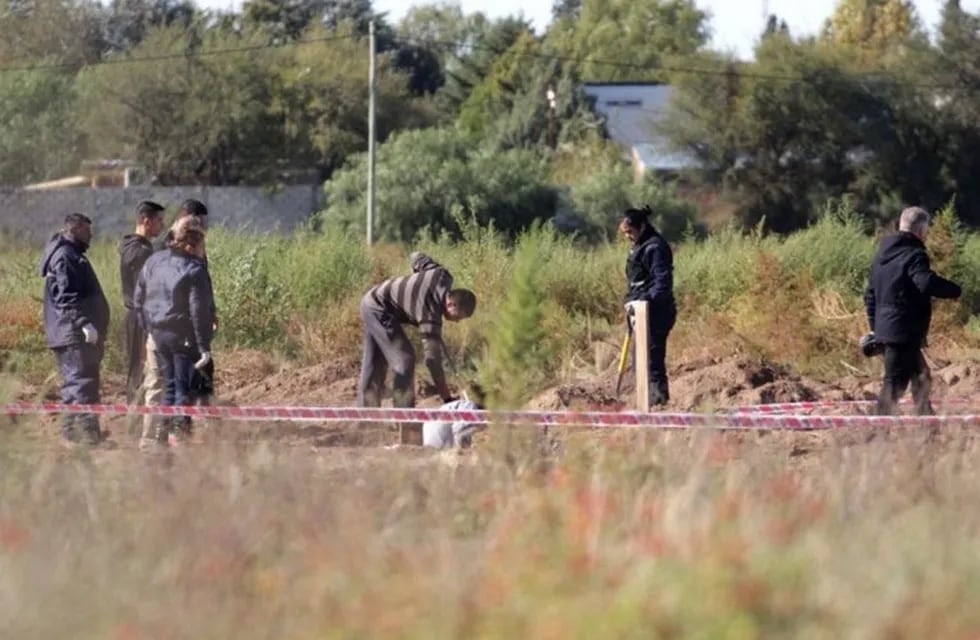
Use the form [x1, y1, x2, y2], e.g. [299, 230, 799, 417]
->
[620, 206, 676, 407]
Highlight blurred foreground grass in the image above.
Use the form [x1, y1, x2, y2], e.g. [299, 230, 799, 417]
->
[3, 424, 980, 638]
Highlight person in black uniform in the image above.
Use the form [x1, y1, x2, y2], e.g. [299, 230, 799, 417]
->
[620, 206, 676, 408]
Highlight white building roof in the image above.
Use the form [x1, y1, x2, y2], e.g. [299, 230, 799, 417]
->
[582, 83, 699, 171]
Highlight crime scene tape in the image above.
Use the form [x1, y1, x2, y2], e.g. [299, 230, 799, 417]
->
[735, 398, 975, 415]
[2, 402, 978, 431]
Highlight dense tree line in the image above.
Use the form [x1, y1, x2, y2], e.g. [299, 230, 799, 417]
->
[0, 0, 977, 237]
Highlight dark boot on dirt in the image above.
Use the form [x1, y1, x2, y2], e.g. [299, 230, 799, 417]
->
[171, 416, 193, 444]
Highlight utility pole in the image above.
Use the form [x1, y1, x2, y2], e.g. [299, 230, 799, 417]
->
[367, 19, 377, 246]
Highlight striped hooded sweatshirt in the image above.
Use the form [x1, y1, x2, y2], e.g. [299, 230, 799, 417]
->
[366, 252, 453, 389]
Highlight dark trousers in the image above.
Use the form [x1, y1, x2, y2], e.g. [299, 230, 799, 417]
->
[124, 308, 146, 404]
[876, 343, 932, 416]
[358, 299, 416, 408]
[648, 331, 670, 406]
[53, 343, 103, 442]
[151, 330, 197, 439]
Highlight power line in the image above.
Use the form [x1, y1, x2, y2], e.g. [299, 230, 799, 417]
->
[0, 32, 360, 73]
[393, 35, 975, 92]
[0, 26, 972, 94]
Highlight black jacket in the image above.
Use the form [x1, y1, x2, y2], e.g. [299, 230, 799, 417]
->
[864, 232, 961, 346]
[118, 234, 154, 310]
[134, 248, 215, 353]
[39, 233, 110, 349]
[625, 227, 677, 332]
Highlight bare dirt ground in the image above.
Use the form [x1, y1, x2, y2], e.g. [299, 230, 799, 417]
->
[9, 347, 979, 456]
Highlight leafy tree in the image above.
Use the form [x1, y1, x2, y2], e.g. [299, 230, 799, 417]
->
[77, 22, 434, 184]
[0, 0, 105, 66]
[0, 70, 84, 185]
[545, 0, 708, 82]
[822, 0, 921, 67]
[318, 127, 556, 241]
[100, 0, 195, 53]
[438, 14, 530, 111]
[934, 0, 980, 224]
[457, 31, 597, 149]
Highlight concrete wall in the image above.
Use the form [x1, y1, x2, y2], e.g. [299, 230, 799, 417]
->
[0, 185, 323, 244]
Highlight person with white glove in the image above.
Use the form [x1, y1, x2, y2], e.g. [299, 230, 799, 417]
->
[39, 213, 111, 446]
[620, 205, 677, 408]
[133, 215, 216, 448]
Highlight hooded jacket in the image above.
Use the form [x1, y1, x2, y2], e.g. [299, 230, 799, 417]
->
[625, 226, 676, 332]
[864, 231, 961, 345]
[134, 248, 215, 353]
[118, 233, 154, 310]
[39, 233, 110, 349]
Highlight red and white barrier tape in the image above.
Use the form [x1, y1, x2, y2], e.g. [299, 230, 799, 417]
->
[2, 402, 978, 431]
[736, 398, 975, 415]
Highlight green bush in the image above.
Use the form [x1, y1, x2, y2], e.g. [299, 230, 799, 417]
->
[674, 222, 773, 310]
[563, 163, 701, 243]
[775, 200, 876, 295]
[318, 127, 556, 242]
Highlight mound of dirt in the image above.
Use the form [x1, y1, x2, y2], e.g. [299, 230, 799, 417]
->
[222, 358, 360, 406]
[666, 358, 821, 411]
[529, 357, 828, 413]
[936, 362, 980, 398]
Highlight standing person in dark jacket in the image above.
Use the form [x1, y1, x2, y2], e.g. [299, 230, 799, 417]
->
[141, 199, 214, 441]
[134, 216, 215, 448]
[359, 252, 476, 411]
[865, 207, 961, 415]
[621, 206, 677, 408]
[119, 201, 165, 406]
[39, 213, 111, 445]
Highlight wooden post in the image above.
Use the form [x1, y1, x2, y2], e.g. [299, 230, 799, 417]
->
[634, 301, 650, 411]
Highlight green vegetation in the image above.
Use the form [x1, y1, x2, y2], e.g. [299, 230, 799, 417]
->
[3, 204, 977, 389]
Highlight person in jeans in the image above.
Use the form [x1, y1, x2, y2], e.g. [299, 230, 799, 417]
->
[39, 213, 111, 445]
[134, 216, 215, 448]
[865, 206, 961, 415]
[140, 199, 213, 441]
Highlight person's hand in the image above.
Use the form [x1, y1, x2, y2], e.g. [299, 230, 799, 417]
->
[81, 324, 99, 345]
[194, 352, 212, 370]
[624, 300, 644, 315]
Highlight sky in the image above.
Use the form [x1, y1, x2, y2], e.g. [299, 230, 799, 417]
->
[199, 0, 980, 60]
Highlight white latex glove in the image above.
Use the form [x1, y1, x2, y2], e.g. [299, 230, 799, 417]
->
[194, 351, 212, 370]
[81, 323, 99, 345]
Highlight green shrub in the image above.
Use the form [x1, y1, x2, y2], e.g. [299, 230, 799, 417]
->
[564, 163, 701, 243]
[318, 127, 556, 242]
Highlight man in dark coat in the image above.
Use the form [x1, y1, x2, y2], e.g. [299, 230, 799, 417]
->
[39, 213, 111, 445]
[865, 206, 961, 415]
[119, 201, 165, 406]
[621, 206, 677, 408]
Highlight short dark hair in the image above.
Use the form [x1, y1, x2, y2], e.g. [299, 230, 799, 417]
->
[622, 205, 653, 228]
[136, 200, 165, 220]
[450, 289, 477, 317]
[180, 198, 208, 218]
[64, 212, 92, 228]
